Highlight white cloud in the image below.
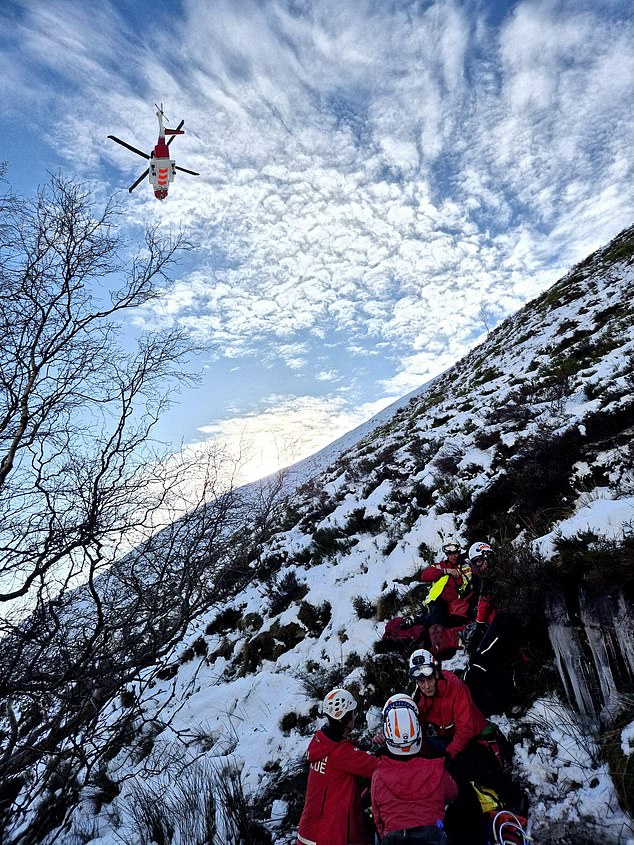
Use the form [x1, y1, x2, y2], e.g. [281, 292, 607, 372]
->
[2, 0, 633, 476]
[191, 392, 392, 485]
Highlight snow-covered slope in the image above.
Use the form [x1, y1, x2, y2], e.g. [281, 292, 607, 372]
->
[6, 226, 634, 844]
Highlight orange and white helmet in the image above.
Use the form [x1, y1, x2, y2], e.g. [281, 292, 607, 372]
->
[382, 693, 417, 716]
[468, 542, 493, 565]
[383, 695, 421, 756]
[322, 688, 357, 721]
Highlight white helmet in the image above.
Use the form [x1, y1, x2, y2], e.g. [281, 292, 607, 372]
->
[382, 693, 417, 716]
[383, 696, 422, 756]
[409, 648, 438, 679]
[442, 538, 461, 555]
[322, 688, 357, 721]
[468, 542, 493, 564]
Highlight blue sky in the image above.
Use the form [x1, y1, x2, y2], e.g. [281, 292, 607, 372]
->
[1, 0, 633, 483]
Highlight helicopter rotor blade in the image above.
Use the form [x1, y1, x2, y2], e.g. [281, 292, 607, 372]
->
[128, 169, 150, 193]
[108, 135, 150, 160]
[167, 120, 185, 145]
[175, 165, 200, 176]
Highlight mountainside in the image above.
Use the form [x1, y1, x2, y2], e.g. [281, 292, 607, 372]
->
[3, 225, 634, 844]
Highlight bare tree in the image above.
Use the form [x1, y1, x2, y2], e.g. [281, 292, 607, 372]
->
[478, 301, 493, 334]
[0, 176, 291, 843]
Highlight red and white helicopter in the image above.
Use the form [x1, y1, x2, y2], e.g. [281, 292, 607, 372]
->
[108, 103, 199, 200]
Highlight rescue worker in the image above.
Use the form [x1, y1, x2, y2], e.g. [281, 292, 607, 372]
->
[464, 542, 521, 715]
[297, 688, 378, 845]
[408, 649, 524, 845]
[420, 539, 474, 625]
[419, 539, 478, 659]
[409, 649, 488, 760]
[371, 694, 458, 844]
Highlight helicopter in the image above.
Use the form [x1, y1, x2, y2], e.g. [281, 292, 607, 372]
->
[108, 103, 199, 200]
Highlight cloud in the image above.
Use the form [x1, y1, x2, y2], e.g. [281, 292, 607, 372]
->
[2, 0, 633, 469]
[191, 392, 393, 485]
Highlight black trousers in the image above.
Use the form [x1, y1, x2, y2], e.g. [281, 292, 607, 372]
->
[381, 825, 448, 845]
[464, 614, 519, 714]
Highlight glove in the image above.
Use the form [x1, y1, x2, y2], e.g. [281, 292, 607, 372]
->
[372, 730, 386, 747]
[467, 622, 487, 656]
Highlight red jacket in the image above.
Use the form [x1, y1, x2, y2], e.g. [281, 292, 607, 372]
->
[416, 671, 488, 758]
[297, 729, 378, 845]
[475, 593, 496, 625]
[371, 755, 458, 837]
[420, 561, 475, 619]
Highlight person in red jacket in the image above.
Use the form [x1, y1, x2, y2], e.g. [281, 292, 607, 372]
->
[371, 694, 457, 844]
[419, 539, 479, 659]
[409, 648, 488, 759]
[409, 649, 525, 845]
[297, 688, 378, 845]
[420, 539, 476, 626]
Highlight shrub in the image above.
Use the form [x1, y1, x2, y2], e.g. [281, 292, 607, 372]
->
[122, 758, 270, 845]
[253, 758, 308, 839]
[374, 588, 402, 622]
[352, 596, 375, 620]
[470, 365, 502, 387]
[297, 600, 332, 635]
[357, 651, 412, 711]
[239, 612, 264, 633]
[239, 622, 304, 675]
[602, 226, 634, 265]
[86, 768, 120, 814]
[467, 427, 582, 537]
[206, 607, 243, 636]
[435, 479, 472, 515]
[473, 428, 502, 450]
[120, 688, 136, 708]
[207, 636, 234, 663]
[192, 636, 208, 657]
[416, 542, 436, 566]
[156, 664, 178, 681]
[411, 480, 435, 511]
[215, 765, 273, 845]
[381, 537, 399, 556]
[345, 508, 385, 535]
[553, 530, 634, 593]
[600, 701, 634, 817]
[269, 571, 309, 616]
[432, 446, 462, 475]
[295, 653, 360, 702]
[375, 583, 426, 622]
[294, 547, 313, 565]
[481, 539, 550, 620]
[279, 711, 314, 735]
[311, 526, 357, 563]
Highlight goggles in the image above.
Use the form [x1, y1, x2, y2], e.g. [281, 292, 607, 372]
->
[409, 655, 436, 678]
[443, 545, 460, 554]
[410, 665, 436, 679]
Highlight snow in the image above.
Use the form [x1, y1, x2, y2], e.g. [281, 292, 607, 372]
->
[10, 236, 634, 844]
[534, 495, 634, 559]
[622, 722, 634, 757]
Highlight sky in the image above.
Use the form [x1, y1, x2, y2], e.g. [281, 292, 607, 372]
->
[1, 0, 633, 485]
